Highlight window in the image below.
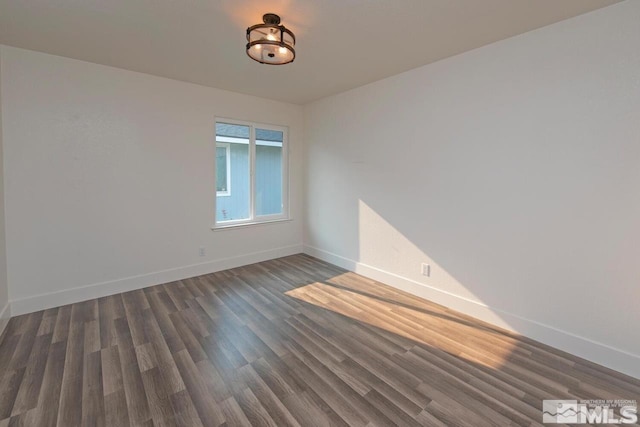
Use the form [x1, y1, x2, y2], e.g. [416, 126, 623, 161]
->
[214, 119, 288, 227]
[216, 143, 230, 196]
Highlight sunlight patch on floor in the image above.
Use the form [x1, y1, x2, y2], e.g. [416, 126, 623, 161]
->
[286, 275, 522, 370]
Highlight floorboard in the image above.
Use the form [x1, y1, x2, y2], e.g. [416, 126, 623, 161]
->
[0, 254, 638, 426]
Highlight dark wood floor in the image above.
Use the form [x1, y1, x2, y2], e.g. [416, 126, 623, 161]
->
[0, 254, 638, 426]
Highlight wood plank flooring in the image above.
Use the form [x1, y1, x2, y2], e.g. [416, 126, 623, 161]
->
[0, 254, 638, 426]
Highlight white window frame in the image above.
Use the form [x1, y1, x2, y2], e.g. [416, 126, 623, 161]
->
[213, 118, 290, 229]
[216, 142, 231, 197]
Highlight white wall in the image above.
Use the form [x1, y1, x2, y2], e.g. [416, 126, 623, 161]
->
[304, 1, 640, 378]
[0, 45, 304, 314]
[0, 51, 10, 337]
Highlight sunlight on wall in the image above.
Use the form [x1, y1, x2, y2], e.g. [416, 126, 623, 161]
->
[358, 200, 475, 301]
[356, 199, 516, 332]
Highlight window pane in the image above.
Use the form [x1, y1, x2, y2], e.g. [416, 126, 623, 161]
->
[216, 146, 228, 193]
[255, 128, 283, 216]
[216, 123, 250, 222]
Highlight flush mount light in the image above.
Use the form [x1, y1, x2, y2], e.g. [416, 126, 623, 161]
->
[246, 13, 296, 65]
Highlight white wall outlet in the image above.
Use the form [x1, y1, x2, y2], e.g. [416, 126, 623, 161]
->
[199, 247, 206, 257]
[421, 263, 430, 277]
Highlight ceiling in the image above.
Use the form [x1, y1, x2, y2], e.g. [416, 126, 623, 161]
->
[0, 0, 620, 104]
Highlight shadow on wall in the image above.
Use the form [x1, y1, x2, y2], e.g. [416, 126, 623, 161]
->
[336, 192, 640, 374]
[356, 200, 506, 326]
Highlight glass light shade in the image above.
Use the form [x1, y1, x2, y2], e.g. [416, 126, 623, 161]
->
[246, 14, 296, 65]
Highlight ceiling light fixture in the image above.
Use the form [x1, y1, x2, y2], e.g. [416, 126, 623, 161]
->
[246, 13, 295, 65]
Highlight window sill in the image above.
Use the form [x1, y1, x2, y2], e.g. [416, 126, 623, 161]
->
[212, 218, 292, 231]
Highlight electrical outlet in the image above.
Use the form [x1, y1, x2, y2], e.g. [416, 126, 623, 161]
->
[199, 247, 206, 257]
[421, 263, 430, 277]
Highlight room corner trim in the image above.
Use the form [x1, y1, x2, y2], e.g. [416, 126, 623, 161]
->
[9, 244, 304, 316]
[0, 301, 10, 343]
[303, 245, 640, 380]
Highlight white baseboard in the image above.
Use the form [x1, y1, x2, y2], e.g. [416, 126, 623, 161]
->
[10, 244, 304, 316]
[304, 245, 640, 380]
[0, 301, 10, 343]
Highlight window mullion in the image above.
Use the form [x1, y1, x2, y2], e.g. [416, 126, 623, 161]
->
[249, 125, 256, 221]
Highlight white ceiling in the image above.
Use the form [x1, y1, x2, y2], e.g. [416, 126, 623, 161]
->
[0, 0, 619, 104]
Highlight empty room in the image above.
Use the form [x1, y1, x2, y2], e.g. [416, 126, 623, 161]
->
[0, 0, 638, 426]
